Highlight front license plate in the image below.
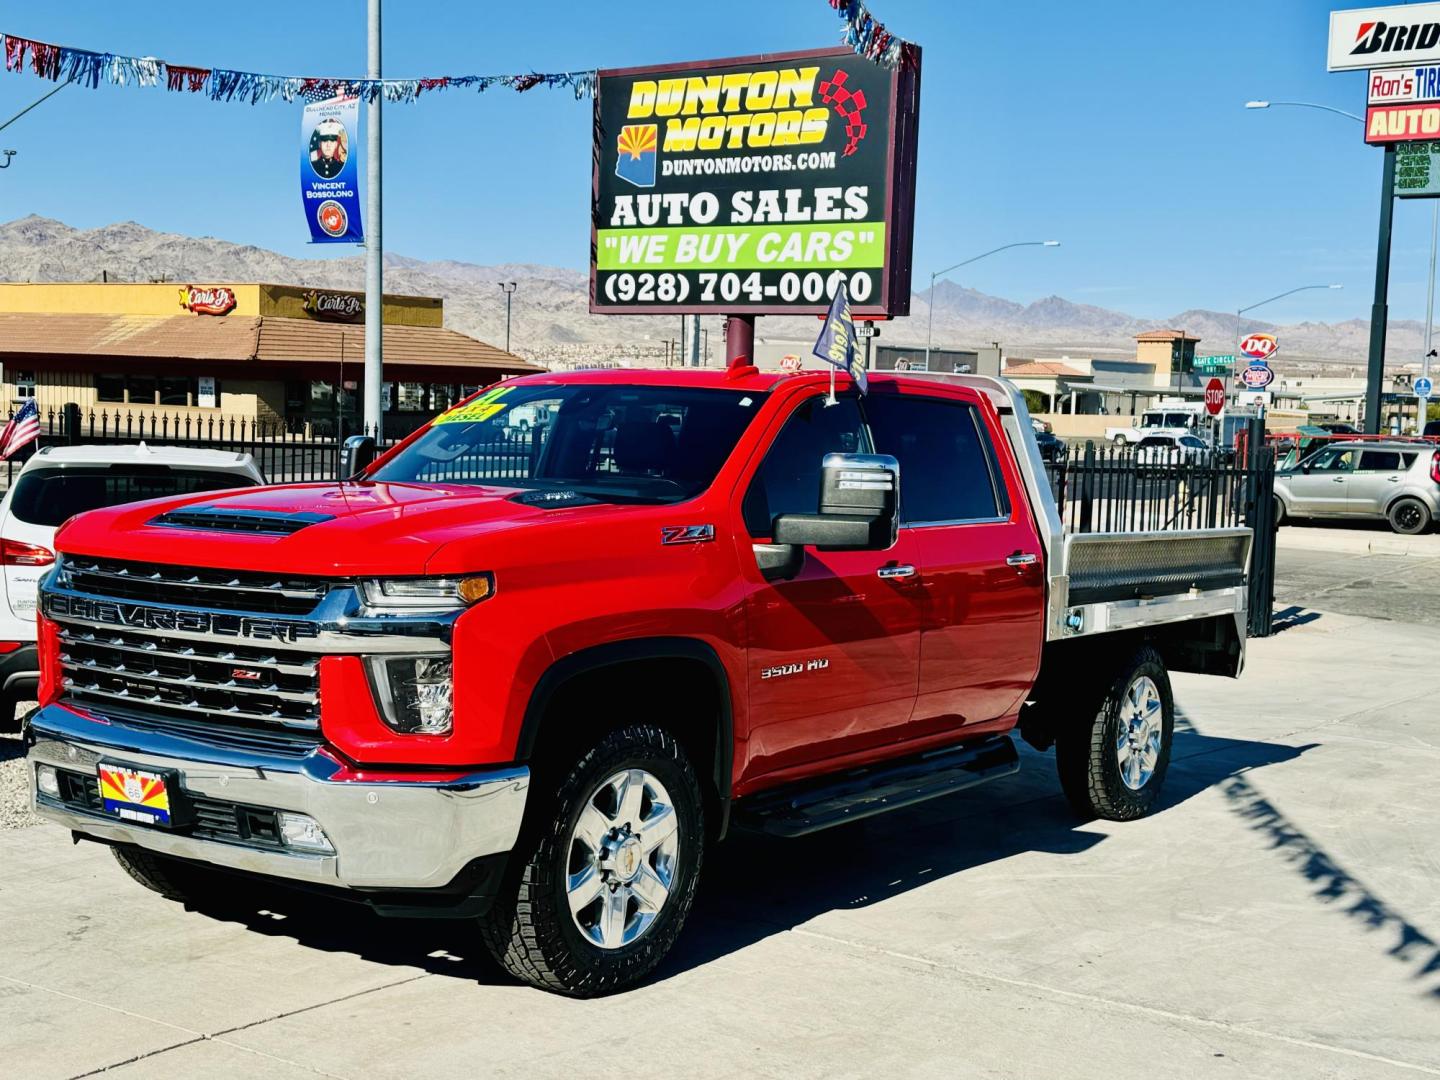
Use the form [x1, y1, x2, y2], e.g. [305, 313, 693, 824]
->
[98, 763, 175, 827]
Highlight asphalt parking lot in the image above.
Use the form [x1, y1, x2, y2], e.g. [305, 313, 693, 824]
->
[2, 537, 1438, 1079]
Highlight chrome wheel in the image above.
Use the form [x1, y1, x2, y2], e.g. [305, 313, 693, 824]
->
[1115, 675, 1163, 791]
[566, 768, 680, 951]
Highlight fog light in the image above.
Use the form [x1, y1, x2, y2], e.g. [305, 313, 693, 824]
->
[277, 812, 334, 854]
[35, 764, 60, 799]
[368, 656, 453, 735]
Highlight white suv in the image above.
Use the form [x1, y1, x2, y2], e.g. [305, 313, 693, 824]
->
[0, 444, 264, 728]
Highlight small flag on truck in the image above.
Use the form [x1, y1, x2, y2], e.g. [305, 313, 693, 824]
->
[813, 284, 868, 396]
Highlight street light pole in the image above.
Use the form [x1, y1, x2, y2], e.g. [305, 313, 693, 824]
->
[1244, 100, 1398, 434]
[498, 282, 517, 354]
[924, 241, 1059, 368]
[362, 0, 383, 438]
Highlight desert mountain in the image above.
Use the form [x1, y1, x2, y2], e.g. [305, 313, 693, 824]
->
[0, 216, 1425, 371]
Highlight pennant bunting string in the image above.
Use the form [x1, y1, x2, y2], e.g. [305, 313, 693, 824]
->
[1, 5, 908, 107]
[0, 30, 598, 103]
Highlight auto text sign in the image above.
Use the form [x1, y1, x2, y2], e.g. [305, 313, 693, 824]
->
[1204, 377, 1227, 416]
[1329, 4, 1440, 72]
[590, 47, 922, 316]
[1396, 140, 1440, 196]
[1366, 100, 1440, 142]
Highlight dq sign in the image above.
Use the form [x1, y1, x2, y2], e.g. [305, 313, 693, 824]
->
[1240, 333, 1278, 361]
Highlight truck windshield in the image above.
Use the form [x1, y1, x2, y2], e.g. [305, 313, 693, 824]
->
[370, 382, 768, 503]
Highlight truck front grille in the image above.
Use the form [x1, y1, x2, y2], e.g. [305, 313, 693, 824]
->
[58, 624, 321, 733]
[61, 556, 330, 616]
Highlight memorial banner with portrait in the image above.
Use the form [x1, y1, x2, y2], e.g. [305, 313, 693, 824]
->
[300, 95, 364, 243]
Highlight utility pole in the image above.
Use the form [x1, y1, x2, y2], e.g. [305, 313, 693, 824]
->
[1424, 201, 1437, 432]
[1364, 145, 1396, 435]
[362, 0, 383, 437]
[499, 282, 517, 353]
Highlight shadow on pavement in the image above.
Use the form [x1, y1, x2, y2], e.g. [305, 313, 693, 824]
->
[145, 721, 1438, 1002]
[1271, 604, 1323, 634]
[150, 722, 1317, 991]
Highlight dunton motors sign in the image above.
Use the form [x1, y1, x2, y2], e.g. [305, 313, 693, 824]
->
[1329, 3, 1440, 71]
[590, 46, 922, 317]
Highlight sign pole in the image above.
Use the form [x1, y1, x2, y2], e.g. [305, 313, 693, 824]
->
[362, 0, 383, 439]
[725, 314, 755, 370]
[1365, 144, 1396, 435]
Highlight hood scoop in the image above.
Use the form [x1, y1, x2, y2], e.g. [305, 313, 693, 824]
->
[508, 489, 600, 509]
[149, 505, 336, 536]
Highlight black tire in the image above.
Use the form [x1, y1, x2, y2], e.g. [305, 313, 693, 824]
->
[1387, 497, 1431, 536]
[111, 846, 240, 905]
[1112, 436, 1128, 448]
[1273, 495, 1287, 527]
[1056, 646, 1174, 822]
[480, 724, 704, 997]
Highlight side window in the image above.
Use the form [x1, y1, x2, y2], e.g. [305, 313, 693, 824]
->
[1359, 450, 1403, 472]
[1308, 448, 1354, 472]
[864, 394, 1009, 524]
[742, 396, 869, 537]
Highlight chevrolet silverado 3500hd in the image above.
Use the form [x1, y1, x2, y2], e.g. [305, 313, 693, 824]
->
[26, 368, 1252, 996]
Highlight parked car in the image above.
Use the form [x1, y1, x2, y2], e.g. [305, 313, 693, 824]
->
[1133, 433, 1209, 471]
[27, 370, 1253, 996]
[1425, 420, 1440, 438]
[1274, 440, 1440, 534]
[1034, 429, 1066, 462]
[1317, 422, 1361, 435]
[0, 444, 264, 729]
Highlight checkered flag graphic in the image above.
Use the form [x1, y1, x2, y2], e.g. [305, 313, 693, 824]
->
[818, 69, 868, 158]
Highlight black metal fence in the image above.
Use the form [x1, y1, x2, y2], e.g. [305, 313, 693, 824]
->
[1043, 422, 1278, 637]
[2, 404, 411, 488]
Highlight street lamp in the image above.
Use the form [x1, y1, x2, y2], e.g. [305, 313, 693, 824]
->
[924, 241, 1059, 367]
[497, 281, 517, 354]
[1244, 100, 1364, 123]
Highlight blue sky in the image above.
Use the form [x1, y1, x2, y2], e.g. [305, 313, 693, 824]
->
[0, 0, 1434, 324]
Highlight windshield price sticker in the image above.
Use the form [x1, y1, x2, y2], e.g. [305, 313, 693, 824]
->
[436, 385, 515, 425]
[590, 48, 921, 317]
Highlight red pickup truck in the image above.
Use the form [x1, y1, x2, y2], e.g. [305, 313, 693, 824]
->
[26, 368, 1252, 995]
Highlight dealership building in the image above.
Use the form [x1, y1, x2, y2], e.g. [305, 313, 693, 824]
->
[0, 283, 538, 435]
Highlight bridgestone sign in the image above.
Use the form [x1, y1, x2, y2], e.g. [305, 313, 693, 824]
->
[590, 47, 922, 316]
[1329, 3, 1440, 72]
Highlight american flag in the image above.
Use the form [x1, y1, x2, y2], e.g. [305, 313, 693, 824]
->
[0, 399, 40, 460]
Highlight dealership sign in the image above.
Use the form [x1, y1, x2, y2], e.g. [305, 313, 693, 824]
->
[178, 286, 236, 316]
[1239, 333, 1278, 361]
[1329, 4, 1440, 71]
[590, 47, 922, 316]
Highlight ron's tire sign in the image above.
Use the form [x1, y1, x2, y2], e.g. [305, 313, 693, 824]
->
[1204, 377, 1226, 416]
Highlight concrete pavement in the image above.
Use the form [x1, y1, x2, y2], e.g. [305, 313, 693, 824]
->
[1278, 522, 1440, 560]
[2, 611, 1438, 1078]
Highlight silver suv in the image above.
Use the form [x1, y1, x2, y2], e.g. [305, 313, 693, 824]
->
[1274, 441, 1440, 534]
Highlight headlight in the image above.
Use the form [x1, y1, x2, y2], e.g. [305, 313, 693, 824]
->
[357, 574, 493, 612]
[368, 656, 454, 735]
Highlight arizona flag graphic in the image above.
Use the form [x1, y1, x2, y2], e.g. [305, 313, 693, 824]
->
[615, 124, 657, 188]
[99, 765, 172, 825]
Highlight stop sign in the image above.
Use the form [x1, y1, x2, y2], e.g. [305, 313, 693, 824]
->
[1204, 377, 1226, 416]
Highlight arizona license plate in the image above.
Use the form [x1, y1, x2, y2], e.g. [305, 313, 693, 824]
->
[98, 763, 174, 826]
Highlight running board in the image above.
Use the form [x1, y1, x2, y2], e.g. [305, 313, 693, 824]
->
[732, 736, 1020, 838]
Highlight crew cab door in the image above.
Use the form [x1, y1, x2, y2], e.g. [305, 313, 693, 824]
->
[737, 393, 922, 779]
[864, 386, 1045, 733]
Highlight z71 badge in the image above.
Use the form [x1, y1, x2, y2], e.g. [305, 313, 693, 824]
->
[661, 524, 714, 545]
[760, 658, 830, 679]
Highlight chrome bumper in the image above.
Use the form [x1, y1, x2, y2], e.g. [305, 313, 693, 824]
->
[26, 703, 529, 891]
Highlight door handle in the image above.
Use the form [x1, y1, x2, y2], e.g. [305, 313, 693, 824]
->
[1386, 476, 1400, 482]
[877, 564, 917, 580]
[1006, 553, 1039, 567]
[1332, 477, 1346, 483]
